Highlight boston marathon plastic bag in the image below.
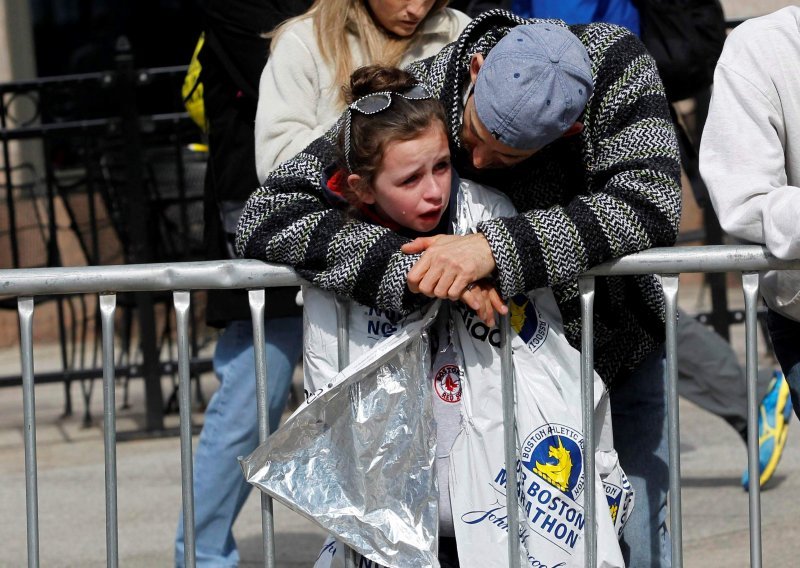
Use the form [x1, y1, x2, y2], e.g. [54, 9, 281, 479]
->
[242, 178, 632, 566]
[448, 288, 633, 567]
[301, 284, 422, 398]
[240, 304, 441, 568]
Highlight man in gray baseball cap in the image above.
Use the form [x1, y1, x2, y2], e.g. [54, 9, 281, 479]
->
[402, 19, 679, 568]
[464, 22, 594, 167]
[405, 21, 602, 298]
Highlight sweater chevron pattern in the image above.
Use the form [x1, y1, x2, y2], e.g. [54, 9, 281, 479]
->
[236, 10, 682, 385]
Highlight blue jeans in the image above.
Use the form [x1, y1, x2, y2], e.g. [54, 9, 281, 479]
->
[611, 346, 671, 568]
[175, 316, 303, 567]
[766, 308, 800, 421]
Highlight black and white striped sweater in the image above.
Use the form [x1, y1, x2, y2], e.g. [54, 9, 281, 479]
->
[236, 10, 682, 385]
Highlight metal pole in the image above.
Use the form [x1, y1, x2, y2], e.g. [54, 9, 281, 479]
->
[173, 291, 195, 567]
[40, 133, 73, 419]
[248, 289, 277, 568]
[15, 297, 41, 568]
[334, 296, 357, 568]
[0, 94, 21, 268]
[19, 297, 40, 567]
[578, 276, 596, 567]
[499, 311, 520, 566]
[742, 272, 762, 568]
[703, 208, 731, 340]
[662, 275, 683, 567]
[99, 294, 119, 567]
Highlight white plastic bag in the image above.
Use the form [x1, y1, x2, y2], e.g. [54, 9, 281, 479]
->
[448, 288, 632, 567]
[301, 285, 420, 399]
[312, 535, 386, 568]
[244, 178, 632, 566]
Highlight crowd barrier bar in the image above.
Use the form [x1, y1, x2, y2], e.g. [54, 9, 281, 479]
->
[333, 295, 357, 568]
[4, 245, 800, 567]
[578, 277, 596, 567]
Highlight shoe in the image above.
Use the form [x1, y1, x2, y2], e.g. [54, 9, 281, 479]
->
[742, 371, 792, 490]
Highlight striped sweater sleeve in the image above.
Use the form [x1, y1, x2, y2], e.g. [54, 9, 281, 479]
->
[477, 26, 682, 298]
[235, 128, 424, 313]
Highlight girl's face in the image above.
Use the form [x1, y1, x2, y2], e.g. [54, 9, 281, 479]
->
[367, 0, 437, 37]
[350, 123, 451, 233]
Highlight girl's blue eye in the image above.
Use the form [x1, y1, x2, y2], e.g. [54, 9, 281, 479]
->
[402, 174, 419, 185]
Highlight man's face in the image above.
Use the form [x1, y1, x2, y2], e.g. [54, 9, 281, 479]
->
[460, 95, 538, 169]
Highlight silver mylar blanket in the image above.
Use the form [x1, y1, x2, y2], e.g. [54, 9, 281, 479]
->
[240, 304, 440, 568]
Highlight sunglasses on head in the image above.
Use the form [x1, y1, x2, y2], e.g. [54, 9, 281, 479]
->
[344, 84, 433, 172]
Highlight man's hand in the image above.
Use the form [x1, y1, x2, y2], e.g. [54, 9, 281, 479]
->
[402, 233, 497, 300]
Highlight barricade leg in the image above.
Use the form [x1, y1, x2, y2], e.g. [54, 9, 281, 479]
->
[334, 296, 358, 568]
[19, 297, 40, 568]
[248, 289, 277, 568]
[742, 272, 763, 567]
[174, 291, 196, 567]
[661, 275, 683, 568]
[499, 312, 520, 566]
[99, 293, 119, 568]
[578, 277, 597, 567]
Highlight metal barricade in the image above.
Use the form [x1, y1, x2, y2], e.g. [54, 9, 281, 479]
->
[3, 244, 799, 567]
[3, 259, 299, 568]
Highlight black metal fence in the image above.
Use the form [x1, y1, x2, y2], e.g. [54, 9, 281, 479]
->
[0, 37, 212, 431]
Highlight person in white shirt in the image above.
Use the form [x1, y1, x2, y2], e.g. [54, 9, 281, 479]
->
[700, 6, 800, 485]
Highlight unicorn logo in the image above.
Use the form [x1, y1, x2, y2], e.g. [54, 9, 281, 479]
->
[533, 436, 573, 492]
[510, 297, 529, 333]
[609, 501, 619, 524]
[605, 482, 625, 529]
[508, 294, 548, 353]
[521, 425, 585, 499]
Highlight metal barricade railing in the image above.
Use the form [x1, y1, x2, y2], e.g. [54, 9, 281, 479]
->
[579, 245, 800, 568]
[3, 244, 799, 567]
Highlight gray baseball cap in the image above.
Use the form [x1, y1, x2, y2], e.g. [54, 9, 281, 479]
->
[473, 23, 594, 151]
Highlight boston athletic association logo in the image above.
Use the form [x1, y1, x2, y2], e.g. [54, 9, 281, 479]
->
[521, 423, 585, 501]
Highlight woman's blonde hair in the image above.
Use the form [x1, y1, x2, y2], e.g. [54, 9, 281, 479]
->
[268, 0, 448, 104]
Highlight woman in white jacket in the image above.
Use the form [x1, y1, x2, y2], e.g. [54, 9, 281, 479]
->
[255, 0, 470, 181]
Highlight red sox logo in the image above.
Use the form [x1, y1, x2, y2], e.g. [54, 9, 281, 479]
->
[434, 363, 462, 403]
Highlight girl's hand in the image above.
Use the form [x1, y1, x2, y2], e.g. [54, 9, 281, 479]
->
[459, 279, 508, 328]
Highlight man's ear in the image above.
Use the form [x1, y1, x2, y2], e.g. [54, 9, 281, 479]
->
[347, 173, 375, 204]
[469, 53, 484, 85]
[562, 122, 584, 138]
